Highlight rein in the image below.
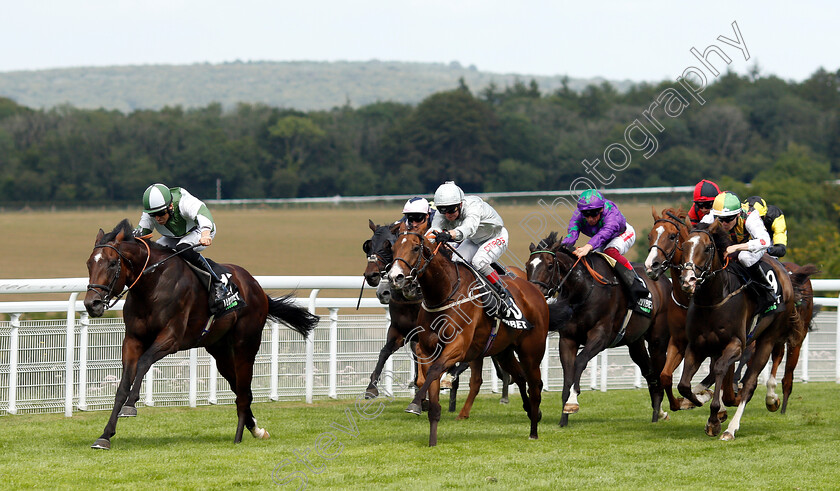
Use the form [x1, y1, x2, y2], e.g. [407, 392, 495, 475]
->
[87, 237, 152, 310]
[391, 231, 459, 310]
[650, 213, 688, 269]
[679, 228, 731, 286]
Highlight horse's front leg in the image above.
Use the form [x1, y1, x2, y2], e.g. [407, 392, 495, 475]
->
[366, 326, 404, 399]
[706, 342, 742, 437]
[557, 337, 578, 427]
[677, 346, 706, 409]
[721, 336, 774, 441]
[91, 338, 143, 450]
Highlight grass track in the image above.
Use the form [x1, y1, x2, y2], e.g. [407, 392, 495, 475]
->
[2, 383, 840, 489]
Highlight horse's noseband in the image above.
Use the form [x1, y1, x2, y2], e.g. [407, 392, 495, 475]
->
[87, 243, 134, 310]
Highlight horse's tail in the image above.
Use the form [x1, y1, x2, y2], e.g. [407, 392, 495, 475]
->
[266, 294, 319, 338]
[547, 300, 573, 333]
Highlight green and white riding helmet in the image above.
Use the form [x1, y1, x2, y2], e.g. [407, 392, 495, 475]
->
[142, 183, 173, 214]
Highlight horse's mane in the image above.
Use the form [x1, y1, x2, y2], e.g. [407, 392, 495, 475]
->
[537, 231, 560, 249]
[99, 219, 136, 245]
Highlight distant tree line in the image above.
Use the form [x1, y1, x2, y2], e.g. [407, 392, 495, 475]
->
[1, 67, 839, 272]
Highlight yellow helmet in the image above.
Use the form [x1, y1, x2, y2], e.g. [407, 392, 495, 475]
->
[711, 192, 741, 217]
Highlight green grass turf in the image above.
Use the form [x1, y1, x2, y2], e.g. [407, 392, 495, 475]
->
[2, 383, 839, 489]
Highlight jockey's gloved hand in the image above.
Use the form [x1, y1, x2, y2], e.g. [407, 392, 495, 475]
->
[434, 230, 452, 243]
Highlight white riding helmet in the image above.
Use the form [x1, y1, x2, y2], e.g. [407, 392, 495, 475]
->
[433, 181, 464, 207]
[402, 197, 430, 214]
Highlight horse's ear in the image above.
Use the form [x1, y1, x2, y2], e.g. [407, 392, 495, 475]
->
[652, 207, 660, 220]
[529, 242, 537, 253]
[369, 219, 377, 232]
[95, 229, 105, 244]
[550, 240, 564, 253]
[389, 221, 401, 235]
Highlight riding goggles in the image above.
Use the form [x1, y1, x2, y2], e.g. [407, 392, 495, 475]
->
[438, 205, 459, 215]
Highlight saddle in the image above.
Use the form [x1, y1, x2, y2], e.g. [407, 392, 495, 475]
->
[183, 259, 245, 315]
[728, 258, 785, 338]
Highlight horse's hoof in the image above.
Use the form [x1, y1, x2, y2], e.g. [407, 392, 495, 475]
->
[563, 403, 579, 414]
[720, 431, 735, 441]
[766, 396, 780, 412]
[679, 399, 697, 410]
[529, 435, 538, 440]
[705, 421, 721, 437]
[364, 387, 379, 400]
[456, 414, 469, 421]
[499, 398, 509, 405]
[405, 403, 422, 415]
[118, 405, 137, 418]
[91, 438, 111, 450]
[250, 427, 270, 439]
[718, 410, 728, 423]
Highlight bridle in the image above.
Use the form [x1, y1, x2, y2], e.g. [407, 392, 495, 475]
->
[679, 228, 728, 286]
[528, 249, 561, 298]
[390, 231, 438, 283]
[87, 239, 151, 310]
[649, 212, 688, 271]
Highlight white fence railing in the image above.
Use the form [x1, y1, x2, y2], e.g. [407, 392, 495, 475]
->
[1, 277, 839, 417]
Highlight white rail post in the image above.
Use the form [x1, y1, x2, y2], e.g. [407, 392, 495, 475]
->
[8, 313, 20, 415]
[306, 290, 319, 404]
[144, 362, 155, 407]
[590, 353, 598, 390]
[600, 350, 608, 392]
[189, 348, 198, 407]
[634, 365, 642, 389]
[836, 292, 840, 384]
[328, 308, 339, 399]
[542, 337, 550, 391]
[64, 292, 78, 417]
[383, 308, 394, 396]
[269, 320, 280, 401]
[208, 356, 218, 404]
[801, 334, 810, 383]
[78, 313, 89, 411]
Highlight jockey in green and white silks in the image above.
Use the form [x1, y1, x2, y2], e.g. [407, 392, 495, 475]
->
[134, 183, 243, 316]
[135, 185, 216, 251]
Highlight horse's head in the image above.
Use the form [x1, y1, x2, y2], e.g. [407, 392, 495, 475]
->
[387, 220, 434, 291]
[645, 207, 688, 280]
[84, 219, 137, 317]
[363, 219, 398, 287]
[679, 220, 729, 295]
[527, 231, 562, 297]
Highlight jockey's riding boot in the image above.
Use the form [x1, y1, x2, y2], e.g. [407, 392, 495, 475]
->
[176, 244, 245, 316]
[492, 282, 516, 318]
[614, 265, 653, 316]
[748, 263, 780, 316]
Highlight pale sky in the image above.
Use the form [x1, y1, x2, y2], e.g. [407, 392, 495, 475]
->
[2, 0, 837, 82]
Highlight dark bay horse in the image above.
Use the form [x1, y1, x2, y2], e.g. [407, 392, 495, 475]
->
[527, 232, 671, 425]
[84, 219, 318, 450]
[362, 219, 510, 413]
[387, 221, 550, 446]
[677, 220, 816, 440]
[644, 208, 717, 413]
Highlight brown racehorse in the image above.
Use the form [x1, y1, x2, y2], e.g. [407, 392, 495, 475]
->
[677, 220, 817, 440]
[387, 220, 550, 446]
[735, 262, 819, 414]
[84, 220, 318, 450]
[527, 232, 671, 425]
[362, 219, 511, 412]
[644, 208, 718, 413]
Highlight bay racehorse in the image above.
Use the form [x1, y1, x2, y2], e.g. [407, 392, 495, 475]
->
[677, 220, 817, 440]
[84, 219, 318, 450]
[644, 207, 718, 413]
[362, 219, 511, 413]
[734, 262, 819, 414]
[388, 220, 551, 446]
[527, 232, 671, 425]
